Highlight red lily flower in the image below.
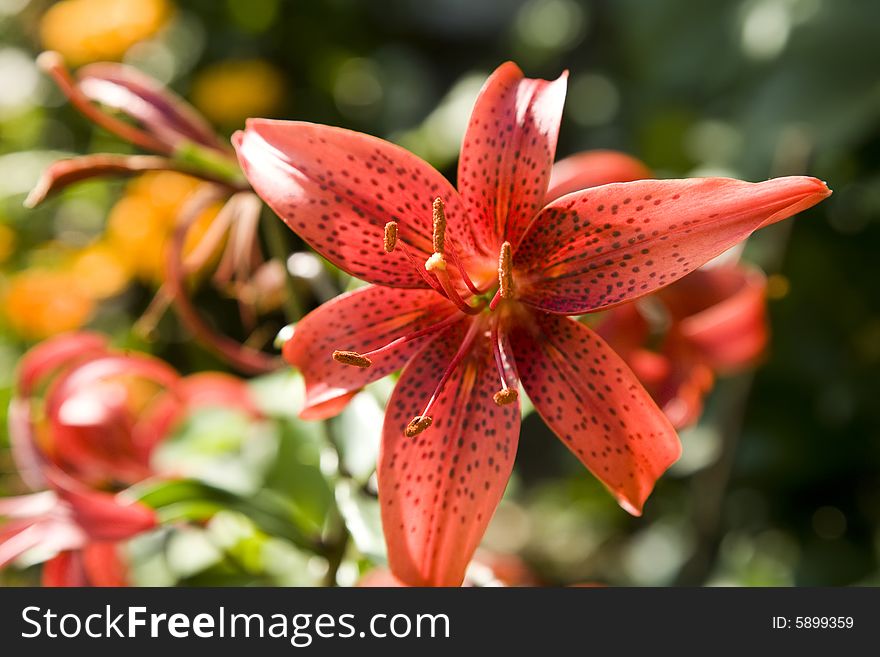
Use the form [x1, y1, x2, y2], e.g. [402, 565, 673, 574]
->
[234, 61, 831, 585]
[2, 332, 258, 585]
[28, 52, 281, 375]
[11, 332, 259, 488]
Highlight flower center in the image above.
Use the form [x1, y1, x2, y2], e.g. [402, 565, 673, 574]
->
[333, 197, 521, 436]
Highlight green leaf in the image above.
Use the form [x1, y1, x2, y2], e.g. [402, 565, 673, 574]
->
[335, 480, 385, 563]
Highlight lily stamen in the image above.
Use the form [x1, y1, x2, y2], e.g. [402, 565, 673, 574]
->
[332, 350, 373, 368]
[489, 241, 515, 311]
[331, 313, 463, 369]
[491, 324, 519, 406]
[431, 266, 484, 315]
[383, 221, 398, 253]
[448, 249, 484, 296]
[405, 415, 433, 438]
[432, 197, 446, 255]
[498, 241, 514, 299]
[405, 319, 482, 437]
[396, 239, 447, 296]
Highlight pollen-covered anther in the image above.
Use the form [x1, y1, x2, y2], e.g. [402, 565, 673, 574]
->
[332, 350, 373, 368]
[405, 415, 433, 437]
[383, 221, 398, 253]
[493, 388, 519, 406]
[431, 197, 447, 255]
[498, 241, 515, 299]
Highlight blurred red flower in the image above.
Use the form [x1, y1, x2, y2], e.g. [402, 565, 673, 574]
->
[1, 332, 257, 585]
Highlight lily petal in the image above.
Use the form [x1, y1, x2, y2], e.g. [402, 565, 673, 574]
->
[25, 154, 180, 208]
[661, 266, 768, 370]
[510, 312, 680, 515]
[649, 355, 714, 429]
[44, 354, 179, 485]
[283, 285, 462, 420]
[378, 322, 520, 586]
[16, 331, 108, 397]
[516, 176, 831, 314]
[42, 551, 88, 587]
[545, 150, 652, 203]
[0, 492, 58, 518]
[49, 471, 157, 542]
[235, 119, 477, 287]
[81, 541, 129, 586]
[459, 62, 568, 253]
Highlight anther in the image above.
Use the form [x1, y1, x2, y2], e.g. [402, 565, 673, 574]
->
[383, 221, 398, 253]
[493, 388, 519, 406]
[332, 350, 372, 368]
[405, 415, 433, 437]
[432, 197, 446, 255]
[498, 241, 515, 299]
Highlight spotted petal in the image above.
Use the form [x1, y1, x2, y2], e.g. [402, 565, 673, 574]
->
[510, 312, 680, 515]
[515, 176, 830, 314]
[458, 61, 568, 253]
[378, 322, 520, 586]
[283, 285, 463, 420]
[235, 120, 479, 287]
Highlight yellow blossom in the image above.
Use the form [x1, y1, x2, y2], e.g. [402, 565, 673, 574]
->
[3, 270, 95, 339]
[70, 241, 132, 299]
[106, 171, 223, 284]
[40, 0, 171, 66]
[191, 59, 285, 126]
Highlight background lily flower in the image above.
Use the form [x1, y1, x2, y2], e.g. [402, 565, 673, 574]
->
[235, 61, 830, 586]
[27, 51, 240, 207]
[26, 53, 283, 374]
[596, 264, 768, 428]
[10, 332, 259, 489]
[0, 473, 157, 587]
[1, 332, 259, 585]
